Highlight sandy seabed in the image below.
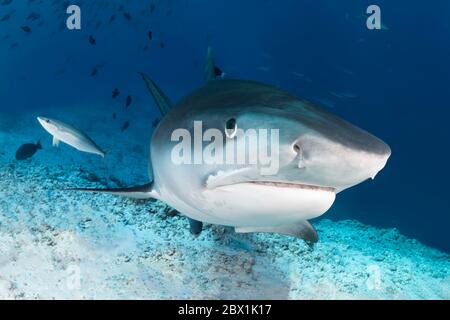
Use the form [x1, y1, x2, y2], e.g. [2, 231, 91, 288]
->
[0, 107, 449, 299]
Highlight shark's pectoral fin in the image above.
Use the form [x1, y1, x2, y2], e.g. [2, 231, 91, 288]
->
[235, 220, 319, 243]
[68, 182, 158, 200]
[138, 72, 172, 116]
[52, 136, 60, 147]
[188, 218, 203, 235]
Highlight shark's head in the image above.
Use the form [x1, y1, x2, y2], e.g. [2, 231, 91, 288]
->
[151, 80, 391, 227]
[37, 116, 60, 135]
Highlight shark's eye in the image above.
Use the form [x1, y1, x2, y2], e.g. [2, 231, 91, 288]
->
[46, 120, 50, 123]
[225, 118, 237, 138]
[293, 144, 301, 153]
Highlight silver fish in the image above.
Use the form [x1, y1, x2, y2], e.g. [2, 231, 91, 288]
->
[37, 117, 105, 158]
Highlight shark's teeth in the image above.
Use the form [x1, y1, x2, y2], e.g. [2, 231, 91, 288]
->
[206, 169, 336, 192]
[248, 181, 336, 192]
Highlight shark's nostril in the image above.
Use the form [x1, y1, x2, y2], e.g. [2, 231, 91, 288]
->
[293, 143, 306, 169]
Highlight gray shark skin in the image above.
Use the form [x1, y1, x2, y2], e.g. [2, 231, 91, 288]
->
[75, 78, 391, 243]
[38, 116, 105, 158]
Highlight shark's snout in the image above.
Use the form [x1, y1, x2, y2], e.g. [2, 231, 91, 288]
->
[346, 127, 391, 181]
[367, 139, 391, 179]
[37, 116, 57, 134]
[328, 134, 391, 192]
[37, 116, 47, 125]
[290, 123, 391, 193]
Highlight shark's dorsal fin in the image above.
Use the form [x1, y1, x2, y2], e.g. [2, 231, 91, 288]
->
[235, 220, 319, 243]
[139, 72, 173, 116]
[69, 182, 159, 200]
[204, 46, 215, 83]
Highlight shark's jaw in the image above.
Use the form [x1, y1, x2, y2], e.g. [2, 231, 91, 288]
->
[200, 178, 336, 227]
[177, 166, 337, 227]
[204, 167, 337, 192]
[229, 180, 336, 193]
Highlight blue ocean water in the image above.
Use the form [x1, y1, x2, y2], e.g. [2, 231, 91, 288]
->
[0, 0, 449, 261]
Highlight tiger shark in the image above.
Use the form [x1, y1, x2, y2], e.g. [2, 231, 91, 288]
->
[74, 48, 391, 243]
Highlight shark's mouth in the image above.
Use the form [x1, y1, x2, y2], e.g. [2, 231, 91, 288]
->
[246, 181, 336, 192]
[205, 169, 336, 193]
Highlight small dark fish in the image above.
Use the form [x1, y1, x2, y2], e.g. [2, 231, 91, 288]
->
[1, 0, 13, 6]
[27, 12, 40, 21]
[112, 88, 119, 99]
[16, 141, 42, 160]
[123, 12, 132, 21]
[112, 113, 117, 119]
[21, 26, 32, 33]
[90, 67, 98, 76]
[152, 118, 160, 128]
[150, 4, 156, 13]
[159, 41, 165, 48]
[10, 42, 18, 49]
[109, 15, 116, 23]
[0, 13, 11, 22]
[89, 35, 96, 45]
[214, 65, 225, 78]
[148, 31, 153, 41]
[121, 121, 129, 132]
[125, 95, 132, 108]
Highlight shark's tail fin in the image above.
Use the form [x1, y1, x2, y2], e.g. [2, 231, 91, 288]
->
[68, 182, 158, 200]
